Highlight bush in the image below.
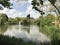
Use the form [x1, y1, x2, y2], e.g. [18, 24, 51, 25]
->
[21, 18, 30, 25]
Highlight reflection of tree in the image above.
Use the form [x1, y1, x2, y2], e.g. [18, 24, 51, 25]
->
[21, 25, 30, 33]
[0, 25, 8, 34]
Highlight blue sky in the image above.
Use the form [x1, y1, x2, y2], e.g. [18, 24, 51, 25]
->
[0, 0, 57, 18]
[0, 0, 40, 18]
[0, 0, 33, 18]
[12, 1, 30, 12]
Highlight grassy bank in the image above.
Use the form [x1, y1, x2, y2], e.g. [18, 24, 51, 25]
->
[39, 25, 60, 45]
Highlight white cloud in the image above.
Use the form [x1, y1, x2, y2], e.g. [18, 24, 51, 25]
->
[0, 8, 22, 18]
[0, 0, 41, 19]
[28, 0, 32, 3]
[0, 0, 56, 19]
[25, 0, 41, 18]
[30, 10, 40, 18]
[25, 5, 40, 18]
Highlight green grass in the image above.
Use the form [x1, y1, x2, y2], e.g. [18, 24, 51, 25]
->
[39, 25, 60, 45]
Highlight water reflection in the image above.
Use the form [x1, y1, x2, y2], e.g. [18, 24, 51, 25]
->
[0, 25, 50, 42]
[0, 25, 8, 34]
[21, 25, 30, 33]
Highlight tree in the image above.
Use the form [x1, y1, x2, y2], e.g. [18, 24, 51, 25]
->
[27, 14, 30, 19]
[31, 0, 60, 29]
[0, 0, 11, 9]
[31, 0, 60, 13]
[37, 14, 55, 26]
[15, 17, 21, 21]
[45, 14, 56, 25]
[8, 18, 19, 25]
[0, 13, 8, 25]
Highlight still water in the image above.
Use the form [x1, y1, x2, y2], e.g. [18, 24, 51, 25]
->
[0, 25, 50, 42]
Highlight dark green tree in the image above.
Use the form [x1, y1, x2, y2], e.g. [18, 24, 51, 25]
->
[0, 0, 11, 9]
[27, 14, 30, 19]
[31, 0, 60, 29]
[0, 0, 12, 25]
[0, 14, 8, 25]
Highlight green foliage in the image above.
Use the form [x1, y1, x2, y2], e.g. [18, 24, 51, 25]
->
[0, 0, 11, 9]
[36, 14, 56, 26]
[32, 0, 43, 6]
[45, 14, 56, 25]
[15, 17, 21, 21]
[27, 14, 30, 19]
[31, 0, 44, 14]
[31, 0, 37, 6]
[31, 0, 60, 14]
[39, 25, 58, 39]
[0, 13, 8, 25]
[48, 0, 56, 5]
[39, 0, 43, 5]
[8, 18, 19, 25]
[31, 0, 45, 14]
[21, 18, 30, 25]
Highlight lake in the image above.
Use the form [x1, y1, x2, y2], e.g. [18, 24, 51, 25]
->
[0, 25, 51, 43]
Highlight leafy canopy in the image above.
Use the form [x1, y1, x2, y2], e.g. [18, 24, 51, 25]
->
[31, 0, 59, 14]
[0, 0, 11, 9]
[0, 14, 8, 23]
